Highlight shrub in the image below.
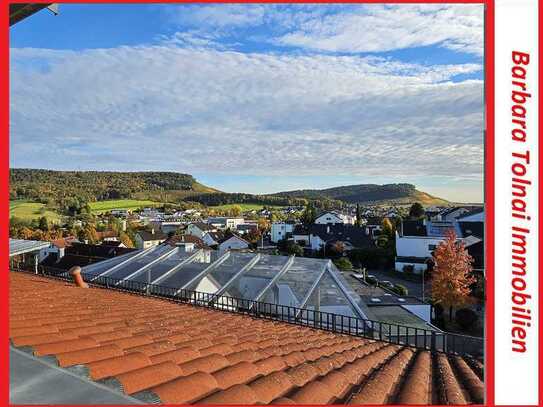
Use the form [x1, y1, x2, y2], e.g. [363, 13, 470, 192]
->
[455, 308, 479, 330]
[333, 257, 353, 271]
[392, 284, 409, 296]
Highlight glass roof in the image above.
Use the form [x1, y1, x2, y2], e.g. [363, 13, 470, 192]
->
[81, 245, 377, 322]
[260, 257, 327, 308]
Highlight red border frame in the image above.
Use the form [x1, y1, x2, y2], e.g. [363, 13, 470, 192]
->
[1, 1, 503, 406]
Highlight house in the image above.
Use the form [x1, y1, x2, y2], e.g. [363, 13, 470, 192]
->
[207, 217, 245, 230]
[236, 223, 258, 235]
[166, 234, 210, 250]
[292, 225, 310, 247]
[159, 221, 185, 234]
[201, 230, 225, 247]
[395, 217, 485, 274]
[271, 222, 295, 243]
[431, 206, 483, 222]
[110, 209, 130, 217]
[96, 230, 118, 243]
[314, 211, 355, 225]
[101, 240, 127, 248]
[362, 216, 384, 239]
[308, 224, 374, 252]
[395, 220, 448, 273]
[457, 208, 485, 222]
[219, 234, 250, 251]
[135, 228, 167, 249]
[186, 222, 217, 239]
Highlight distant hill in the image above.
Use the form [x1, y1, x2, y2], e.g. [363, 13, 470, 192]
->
[272, 183, 449, 205]
[10, 169, 448, 208]
[9, 169, 220, 203]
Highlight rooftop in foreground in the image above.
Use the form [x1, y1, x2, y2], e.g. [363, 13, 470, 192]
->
[10, 271, 484, 405]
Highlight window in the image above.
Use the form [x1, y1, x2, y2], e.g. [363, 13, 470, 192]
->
[428, 244, 437, 251]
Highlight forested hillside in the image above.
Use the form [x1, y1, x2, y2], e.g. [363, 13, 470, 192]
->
[272, 183, 448, 205]
[10, 169, 216, 203]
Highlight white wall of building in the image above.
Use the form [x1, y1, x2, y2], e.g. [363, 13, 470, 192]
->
[315, 212, 343, 225]
[219, 236, 249, 251]
[271, 223, 294, 243]
[396, 234, 445, 259]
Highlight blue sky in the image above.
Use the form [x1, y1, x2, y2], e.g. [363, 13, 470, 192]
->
[10, 4, 484, 202]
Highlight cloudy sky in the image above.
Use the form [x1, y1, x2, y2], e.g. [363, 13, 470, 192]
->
[10, 4, 484, 202]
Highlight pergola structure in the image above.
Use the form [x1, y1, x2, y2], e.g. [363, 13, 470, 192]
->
[9, 238, 52, 273]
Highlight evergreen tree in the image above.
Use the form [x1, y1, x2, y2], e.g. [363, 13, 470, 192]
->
[355, 203, 361, 227]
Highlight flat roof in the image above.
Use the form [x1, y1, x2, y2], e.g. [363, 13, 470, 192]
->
[9, 239, 51, 257]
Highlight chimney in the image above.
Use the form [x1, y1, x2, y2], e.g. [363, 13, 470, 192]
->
[69, 266, 89, 288]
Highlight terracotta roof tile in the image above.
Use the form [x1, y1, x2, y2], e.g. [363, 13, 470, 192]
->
[213, 361, 260, 389]
[114, 361, 183, 394]
[87, 352, 152, 380]
[197, 383, 259, 405]
[33, 337, 98, 356]
[9, 271, 482, 405]
[150, 346, 201, 365]
[149, 372, 219, 404]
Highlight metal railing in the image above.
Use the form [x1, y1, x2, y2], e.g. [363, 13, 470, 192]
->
[14, 266, 484, 358]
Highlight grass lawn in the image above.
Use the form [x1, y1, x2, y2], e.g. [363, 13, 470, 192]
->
[89, 199, 161, 214]
[210, 203, 283, 211]
[10, 201, 62, 223]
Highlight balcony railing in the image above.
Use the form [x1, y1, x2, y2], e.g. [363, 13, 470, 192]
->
[12, 266, 484, 358]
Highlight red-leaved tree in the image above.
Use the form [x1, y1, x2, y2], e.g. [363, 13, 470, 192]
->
[431, 230, 476, 320]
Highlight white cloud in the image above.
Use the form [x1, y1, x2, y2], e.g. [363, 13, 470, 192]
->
[274, 4, 484, 56]
[9, 46, 483, 185]
[164, 4, 483, 56]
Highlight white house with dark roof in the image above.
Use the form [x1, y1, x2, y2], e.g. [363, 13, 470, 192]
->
[315, 211, 355, 225]
[186, 222, 217, 239]
[134, 228, 167, 249]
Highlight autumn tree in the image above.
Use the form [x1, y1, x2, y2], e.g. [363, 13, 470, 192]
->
[257, 218, 270, 233]
[119, 231, 134, 248]
[229, 205, 242, 217]
[431, 230, 476, 320]
[329, 241, 346, 256]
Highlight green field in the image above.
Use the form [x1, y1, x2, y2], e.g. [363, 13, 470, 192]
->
[88, 199, 161, 214]
[10, 201, 62, 223]
[210, 203, 283, 211]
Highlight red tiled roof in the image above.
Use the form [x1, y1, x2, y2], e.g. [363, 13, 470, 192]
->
[9, 272, 484, 404]
[51, 236, 78, 249]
